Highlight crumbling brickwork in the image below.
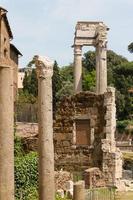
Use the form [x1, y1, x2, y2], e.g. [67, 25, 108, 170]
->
[54, 88, 123, 188]
[54, 92, 106, 172]
[102, 87, 123, 187]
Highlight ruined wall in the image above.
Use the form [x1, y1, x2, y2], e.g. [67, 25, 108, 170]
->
[54, 92, 106, 172]
[0, 15, 10, 63]
[0, 11, 19, 101]
[14, 88, 123, 187]
[102, 88, 123, 187]
[10, 48, 18, 99]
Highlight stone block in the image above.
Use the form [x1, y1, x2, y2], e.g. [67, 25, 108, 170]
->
[63, 141, 70, 147]
[83, 168, 106, 188]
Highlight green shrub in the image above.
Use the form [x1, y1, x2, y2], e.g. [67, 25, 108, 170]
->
[14, 139, 71, 199]
[14, 136, 24, 156]
[55, 194, 70, 200]
[117, 120, 130, 132]
[15, 152, 38, 200]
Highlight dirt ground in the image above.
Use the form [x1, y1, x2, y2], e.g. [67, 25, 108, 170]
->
[116, 191, 133, 200]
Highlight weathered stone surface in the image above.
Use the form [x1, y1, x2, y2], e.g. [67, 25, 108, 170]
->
[74, 45, 82, 93]
[0, 65, 14, 200]
[73, 181, 85, 200]
[0, 7, 22, 199]
[0, 11, 15, 197]
[34, 55, 55, 200]
[54, 87, 123, 188]
[55, 171, 72, 191]
[54, 92, 105, 172]
[83, 168, 106, 188]
[102, 88, 123, 187]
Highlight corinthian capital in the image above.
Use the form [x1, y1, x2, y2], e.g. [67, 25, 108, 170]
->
[34, 55, 54, 79]
[96, 23, 108, 48]
[74, 45, 82, 55]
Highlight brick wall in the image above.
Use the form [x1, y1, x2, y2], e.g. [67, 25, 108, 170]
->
[54, 92, 106, 172]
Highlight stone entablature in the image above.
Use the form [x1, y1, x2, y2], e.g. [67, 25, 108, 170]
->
[74, 21, 108, 47]
[73, 21, 109, 94]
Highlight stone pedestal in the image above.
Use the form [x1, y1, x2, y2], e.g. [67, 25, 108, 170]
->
[96, 45, 107, 94]
[73, 181, 85, 200]
[83, 168, 106, 189]
[0, 64, 14, 200]
[34, 56, 55, 200]
[74, 45, 82, 93]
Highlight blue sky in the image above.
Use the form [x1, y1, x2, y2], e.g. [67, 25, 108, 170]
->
[1, 0, 133, 67]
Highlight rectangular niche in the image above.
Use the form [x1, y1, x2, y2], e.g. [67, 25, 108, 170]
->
[75, 119, 90, 145]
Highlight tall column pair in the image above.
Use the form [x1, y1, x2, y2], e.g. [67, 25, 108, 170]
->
[73, 44, 107, 94]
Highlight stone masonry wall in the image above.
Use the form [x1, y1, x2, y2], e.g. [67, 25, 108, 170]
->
[54, 92, 106, 172]
[102, 87, 123, 187]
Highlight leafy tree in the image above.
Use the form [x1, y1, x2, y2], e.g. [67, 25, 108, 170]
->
[82, 50, 132, 120]
[114, 62, 133, 119]
[60, 64, 74, 82]
[56, 80, 73, 99]
[29, 69, 38, 97]
[82, 51, 96, 72]
[56, 64, 74, 100]
[27, 59, 35, 68]
[106, 50, 127, 85]
[23, 71, 29, 93]
[83, 70, 96, 91]
[82, 50, 128, 85]
[17, 90, 37, 104]
[52, 61, 62, 114]
[128, 42, 133, 53]
[114, 63, 133, 92]
[115, 90, 126, 120]
[23, 69, 38, 97]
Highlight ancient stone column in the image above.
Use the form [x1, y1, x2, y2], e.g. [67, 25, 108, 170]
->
[74, 45, 82, 93]
[96, 44, 107, 94]
[0, 64, 14, 200]
[34, 55, 55, 200]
